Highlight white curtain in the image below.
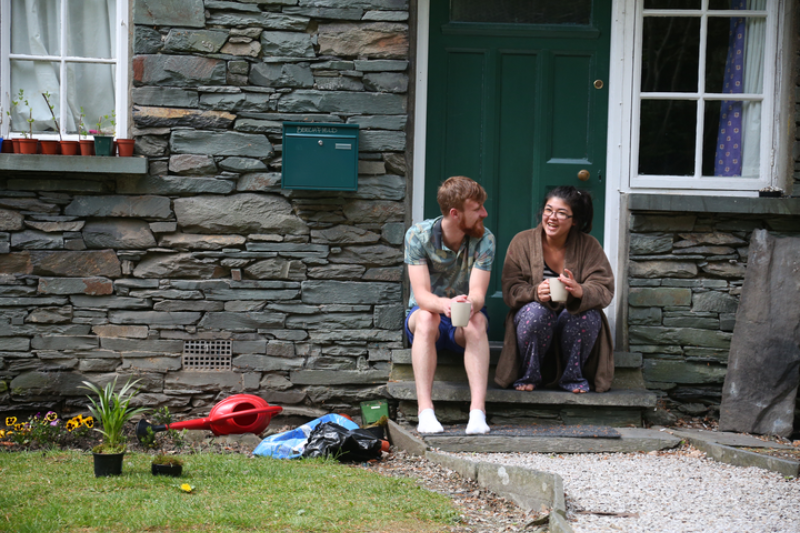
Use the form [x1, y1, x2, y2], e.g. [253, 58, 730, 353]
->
[740, 0, 765, 177]
[9, 0, 116, 135]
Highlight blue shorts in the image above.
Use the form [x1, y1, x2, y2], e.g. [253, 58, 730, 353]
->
[404, 305, 489, 353]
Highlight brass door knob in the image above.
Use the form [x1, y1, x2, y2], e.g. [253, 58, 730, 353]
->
[578, 169, 590, 181]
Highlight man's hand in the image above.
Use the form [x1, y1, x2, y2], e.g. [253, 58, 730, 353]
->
[445, 295, 471, 319]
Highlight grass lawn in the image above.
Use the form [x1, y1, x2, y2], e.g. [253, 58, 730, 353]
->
[0, 450, 459, 533]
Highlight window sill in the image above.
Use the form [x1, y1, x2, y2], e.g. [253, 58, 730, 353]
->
[0, 154, 148, 175]
[628, 193, 800, 215]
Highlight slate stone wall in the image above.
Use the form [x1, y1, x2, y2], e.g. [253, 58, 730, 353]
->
[627, 211, 800, 423]
[0, 0, 410, 418]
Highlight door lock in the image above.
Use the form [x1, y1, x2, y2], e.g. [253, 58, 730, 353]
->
[593, 80, 604, 89]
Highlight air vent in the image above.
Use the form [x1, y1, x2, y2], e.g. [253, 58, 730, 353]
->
[182, 340, 232, 371]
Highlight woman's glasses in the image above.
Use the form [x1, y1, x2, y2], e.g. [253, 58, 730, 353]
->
[543, 207, 573, 221]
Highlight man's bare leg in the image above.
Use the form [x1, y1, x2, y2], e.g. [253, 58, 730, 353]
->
[408, 309, 444, 433]
[455, 312, 491, 434]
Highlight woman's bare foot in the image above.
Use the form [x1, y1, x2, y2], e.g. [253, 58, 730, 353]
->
[515, 383, 535, 391]
[572, 389, 587, 394]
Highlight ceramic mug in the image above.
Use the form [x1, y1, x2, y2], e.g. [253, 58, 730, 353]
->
[450, 301, 471, 327]
[548, 277, 568, 303]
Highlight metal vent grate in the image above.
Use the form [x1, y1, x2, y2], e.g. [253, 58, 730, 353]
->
[182, 340, 232, 371]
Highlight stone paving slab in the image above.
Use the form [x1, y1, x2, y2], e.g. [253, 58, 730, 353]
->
[387, 420, 681, 454]
[660, 428, 800, 476]
[663, 428, 795, 449]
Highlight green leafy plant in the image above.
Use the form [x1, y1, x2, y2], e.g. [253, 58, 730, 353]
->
[6, 89, 22, 133]
[41, 92, 62, 142]
[151, 406, 188, 451]
[80, 377, 148, 454]
[77, 106, 88, 139]
[94, 110, 116, 136]
[152, 453, 184, 467]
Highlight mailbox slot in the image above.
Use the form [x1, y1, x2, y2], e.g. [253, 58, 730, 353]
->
[282, 122, 359, 191]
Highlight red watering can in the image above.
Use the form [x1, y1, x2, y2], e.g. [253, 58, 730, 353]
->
[137, 394, 282, 443]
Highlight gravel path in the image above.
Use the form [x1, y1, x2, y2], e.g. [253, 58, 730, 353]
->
[449, 446, 800, 533]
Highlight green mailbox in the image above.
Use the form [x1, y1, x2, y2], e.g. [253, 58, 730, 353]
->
[282, 122, 359, 191]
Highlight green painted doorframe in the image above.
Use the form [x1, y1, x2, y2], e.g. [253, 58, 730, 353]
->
[420, 0, 612, 341]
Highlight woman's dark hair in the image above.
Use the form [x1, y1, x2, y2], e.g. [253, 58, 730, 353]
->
[541, 186, 593, 233]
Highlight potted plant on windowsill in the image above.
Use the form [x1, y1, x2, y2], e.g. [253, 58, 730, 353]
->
[81, 376, 148, 477]
[93, 110, 116, 156]
[16, 90, 38, 154]
[77, 108, 93, 155]
[40, 91, 62, 155]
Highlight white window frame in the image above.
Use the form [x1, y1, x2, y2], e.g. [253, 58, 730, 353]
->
[0, 0, 129, 140]
[624, 0, 792, 193]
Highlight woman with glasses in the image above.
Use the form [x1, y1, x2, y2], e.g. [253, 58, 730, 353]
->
[494, 186, 615, 394]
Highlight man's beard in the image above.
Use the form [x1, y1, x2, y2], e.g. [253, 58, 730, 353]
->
[461, 218, 485, 239]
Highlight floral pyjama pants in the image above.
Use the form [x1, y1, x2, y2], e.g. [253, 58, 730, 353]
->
[512, 302, 602, 392]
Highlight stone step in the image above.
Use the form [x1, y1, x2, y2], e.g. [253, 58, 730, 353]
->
[387, 381, 657, 408]
[390, 348, 646, 389]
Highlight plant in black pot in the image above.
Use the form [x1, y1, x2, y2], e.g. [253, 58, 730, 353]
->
[81, 377, 147, 477]
[151, 453, 184, 477]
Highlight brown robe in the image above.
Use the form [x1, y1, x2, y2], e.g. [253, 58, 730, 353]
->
[494, 224, 615, 392]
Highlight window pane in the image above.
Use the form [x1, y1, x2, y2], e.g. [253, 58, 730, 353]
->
[9, 61, 61, 134]
[11, 0, 61, 56]
[709, 0, 759, 10]
[638, 100, 697, 176]
[67, 0, 117, 59]
[644, 0, 700, 9]
[641, 17, 700, 92]
[451, 0, 591, 25]
[66, 63, 116, 134]
[704, 99, 760, 177]
[706, 16, 765, 94]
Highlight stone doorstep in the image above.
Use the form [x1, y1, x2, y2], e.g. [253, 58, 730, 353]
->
[662, 428, 800, 477]
[387, 381, 658, 408]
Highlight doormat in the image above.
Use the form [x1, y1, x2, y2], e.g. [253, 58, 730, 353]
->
[429, 424, 621, 439]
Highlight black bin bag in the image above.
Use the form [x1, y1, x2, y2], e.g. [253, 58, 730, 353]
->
[301, 422, 382, 462]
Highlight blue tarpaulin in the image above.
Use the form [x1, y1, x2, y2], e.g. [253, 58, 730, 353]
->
[252, 413, 359, 459]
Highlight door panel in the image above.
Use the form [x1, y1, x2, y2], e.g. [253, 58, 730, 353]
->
[426, 0, 611, 340]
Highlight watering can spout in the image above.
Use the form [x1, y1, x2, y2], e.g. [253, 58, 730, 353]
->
[136, 394, 282, 444]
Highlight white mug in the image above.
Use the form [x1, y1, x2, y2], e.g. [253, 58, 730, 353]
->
[548, 277, 568, 303]
[450, 301, 471, 327]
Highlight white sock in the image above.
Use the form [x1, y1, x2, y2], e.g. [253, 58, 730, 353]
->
[417, 408, 444, 434]
[465, 410, 490, 434]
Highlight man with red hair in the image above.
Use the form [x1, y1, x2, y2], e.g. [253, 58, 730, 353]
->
[404, 176, 495, 434]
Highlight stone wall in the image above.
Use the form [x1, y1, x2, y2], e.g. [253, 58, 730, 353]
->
[0, 0, 410, 419]
[626, 208, 800, 425]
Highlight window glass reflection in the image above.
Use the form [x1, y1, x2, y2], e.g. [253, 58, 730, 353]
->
[639, 99, 697, 176]
[641, 17, 700, 92]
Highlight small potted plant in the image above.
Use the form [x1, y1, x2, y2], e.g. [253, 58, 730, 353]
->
[7, 90, 21, 153]
[77, 108, 94, 155]
[81, 376, 148, 477]
[39, 92, 61, 155]
[15, 90, 38, 154]
[92, 110, 115, 156]
[151, 453, 184, 477]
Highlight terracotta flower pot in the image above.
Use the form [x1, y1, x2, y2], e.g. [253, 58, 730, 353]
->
[116, 139, 135, 157]
[11, 139, 21, 153]
[60, 140, 79, 156]
[79, 139, 95, 156]
[40, 140, 60, 155]
[17, 138, 39, 154]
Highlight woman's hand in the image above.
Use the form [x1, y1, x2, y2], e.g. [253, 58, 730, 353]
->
[560, 269, 583, 299]
[537, 279, 552, 303]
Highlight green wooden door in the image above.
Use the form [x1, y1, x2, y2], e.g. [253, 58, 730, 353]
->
[424, 0, 611, 341]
